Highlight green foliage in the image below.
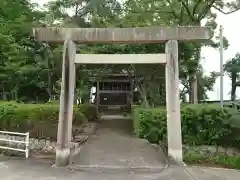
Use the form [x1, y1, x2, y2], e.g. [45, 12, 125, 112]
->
[184, 151, 240, 169]
[224, 53, 240, 101]
[0, 101, 98, 140]
[76, 103, 99, 121]
[226, 108, 240, 148]
[133, 104, 237, 147]
[1, 0, 240, 107]
[133, 108, 167, 144]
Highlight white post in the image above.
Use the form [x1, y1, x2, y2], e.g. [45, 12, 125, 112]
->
[25, 132, 29, 158]
[219, 25, 224, 108]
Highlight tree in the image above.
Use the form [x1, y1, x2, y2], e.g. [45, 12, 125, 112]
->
[45, 0, 122, 27]
[0, 0, 38, 100]
[1, 0, 239, 105]
[224, 53, 240, 101]
[41, 0, 238, 106]
[120, 0, 234, 103]
[0, 0, 59, 102]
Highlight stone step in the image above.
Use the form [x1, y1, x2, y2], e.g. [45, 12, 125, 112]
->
[69, 164, 169, 173]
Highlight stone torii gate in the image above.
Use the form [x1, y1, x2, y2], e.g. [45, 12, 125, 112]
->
[33, 27, 211, 167]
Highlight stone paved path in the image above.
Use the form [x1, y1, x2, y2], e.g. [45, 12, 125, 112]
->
[0, 158, 240, 180]
[70, 117, 167, 172]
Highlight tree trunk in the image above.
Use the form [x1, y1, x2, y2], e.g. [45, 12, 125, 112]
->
[231, 72, 237, 102]
[2, 83, 7, 100]
[189, 74, 198, 104]
[127, 65, 151, 107]
[189, 77, 194, 103]
[47, 57, 53, 101]
[47, 72, 52, 101]
[136, 82, 150, 108]
[193, 74, 198, 104]
[14, 87, 18, 101]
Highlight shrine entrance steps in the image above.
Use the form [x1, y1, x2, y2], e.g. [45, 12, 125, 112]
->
[69, 116, 168, 172]
[98, 105, 131, 116]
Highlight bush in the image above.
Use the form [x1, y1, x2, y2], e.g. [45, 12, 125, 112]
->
[0, 102, 89, 140]
[76, 103, 98, 121]
[133, 108, 167, 144]
[133, 104, 238, 147]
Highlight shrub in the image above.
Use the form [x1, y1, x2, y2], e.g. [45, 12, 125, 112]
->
[133, 108, 167, 144]
[133, 104, 237, 147]
[0, 102, 88, 140]
[76, 103, 98, 121]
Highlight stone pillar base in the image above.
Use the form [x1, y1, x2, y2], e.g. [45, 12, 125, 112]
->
[55, 148, 71, 167]
[168, 148, 183, 164]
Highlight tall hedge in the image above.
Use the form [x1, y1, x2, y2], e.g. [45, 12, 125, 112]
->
[0, 102, 98, 140]
[133, 104, 240, 147]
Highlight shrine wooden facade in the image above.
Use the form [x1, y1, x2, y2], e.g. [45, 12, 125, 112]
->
[91, 73, 134, 112]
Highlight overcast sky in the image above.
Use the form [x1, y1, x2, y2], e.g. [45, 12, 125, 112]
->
[201, 11, 240, 100]
[32, 0, 240, 100]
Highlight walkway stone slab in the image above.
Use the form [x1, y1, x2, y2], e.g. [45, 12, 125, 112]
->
[69, 118, 167, 172]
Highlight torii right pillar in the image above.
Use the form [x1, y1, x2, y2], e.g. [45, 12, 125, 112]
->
[165, 40, 183, 163]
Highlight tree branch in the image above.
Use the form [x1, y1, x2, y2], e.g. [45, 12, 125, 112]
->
[165, 0, 179, 20]
[179, 6, 184, 24]
[212, 5, 240, 14]
[74, 3, 79, 17]
[178, 0, 195, 22]
[193, 0, 202, 16]
[197, 0, 215, 21]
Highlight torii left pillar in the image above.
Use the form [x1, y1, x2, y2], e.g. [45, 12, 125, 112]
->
[55, 40, 76, 166]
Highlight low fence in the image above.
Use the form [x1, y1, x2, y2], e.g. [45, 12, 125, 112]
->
[0, 131, 29, 158]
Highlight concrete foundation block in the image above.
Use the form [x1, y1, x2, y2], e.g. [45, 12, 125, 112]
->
[55, 148, 71, 167]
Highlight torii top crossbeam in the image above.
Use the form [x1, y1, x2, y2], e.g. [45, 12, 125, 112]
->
[32, 26, 211, 43]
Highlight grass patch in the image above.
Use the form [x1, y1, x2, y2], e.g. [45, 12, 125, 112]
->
[184, 151, 240, 169]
